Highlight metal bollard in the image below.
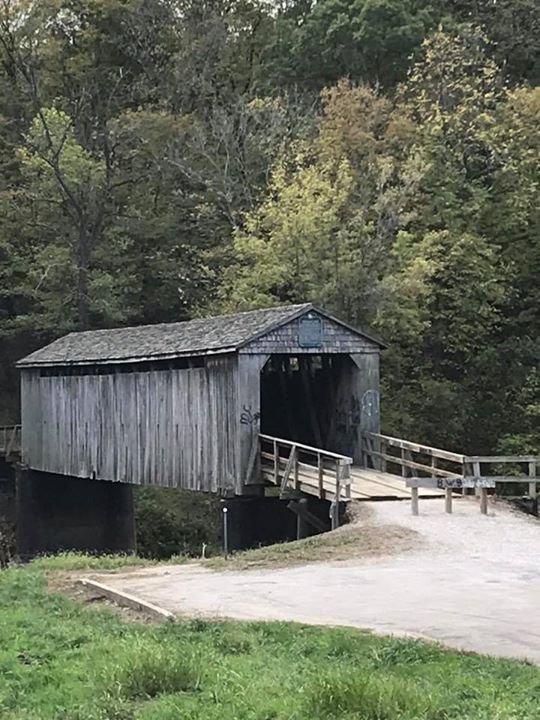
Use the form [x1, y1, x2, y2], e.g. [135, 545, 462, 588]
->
[222, 505, 229, 558]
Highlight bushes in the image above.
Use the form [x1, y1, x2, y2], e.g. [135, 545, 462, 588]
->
[134, 487, 221, 559]
[0, 520, 14, 568]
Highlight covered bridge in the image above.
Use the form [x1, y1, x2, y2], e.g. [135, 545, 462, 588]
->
[18, 304, 383, 497]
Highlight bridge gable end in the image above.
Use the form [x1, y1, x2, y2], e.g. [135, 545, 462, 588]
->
[239, 309, 380, 355]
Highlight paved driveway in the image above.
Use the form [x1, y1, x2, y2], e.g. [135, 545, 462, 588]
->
[95, 499, 540, 663]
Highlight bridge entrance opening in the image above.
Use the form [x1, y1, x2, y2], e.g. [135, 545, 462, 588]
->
[260, 354, 356, 456]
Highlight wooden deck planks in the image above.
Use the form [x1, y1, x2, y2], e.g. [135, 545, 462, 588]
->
[262, 461, 445, 501]
[349, 467, 445, 500]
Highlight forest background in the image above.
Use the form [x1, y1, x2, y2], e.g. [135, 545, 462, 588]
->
[0, 0, 538, 456]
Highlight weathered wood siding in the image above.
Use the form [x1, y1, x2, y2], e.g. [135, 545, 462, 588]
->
[237, 354, 268, 487]
[329, 353, 380, 462]
[241, 312, 377, 354]
[21, 356, 241, 493]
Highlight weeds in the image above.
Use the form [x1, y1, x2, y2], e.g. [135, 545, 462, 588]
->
[29, 551, 154, 572]
[0, 565, 539, 719]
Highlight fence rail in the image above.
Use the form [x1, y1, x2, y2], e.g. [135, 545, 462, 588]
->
[464, 455, 538, 501]
[362, 431, 539, 514]
[0, 425, 21, 459]
[259, 434, 352, 528]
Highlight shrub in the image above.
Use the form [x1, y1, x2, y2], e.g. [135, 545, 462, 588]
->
[134, 487, 221, 559]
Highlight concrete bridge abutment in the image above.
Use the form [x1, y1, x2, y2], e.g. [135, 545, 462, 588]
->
[15, 468, 136, 559]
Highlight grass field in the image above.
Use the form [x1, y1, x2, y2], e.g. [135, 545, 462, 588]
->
[1, 561, 539, 720]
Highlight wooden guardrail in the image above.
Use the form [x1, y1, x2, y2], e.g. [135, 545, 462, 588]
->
[0, 425, 21, 460]
[361, 431, 466, 515]
[362, 431, 539, 515]
[464, 455, 538, 500]
[259, 434, 352, 529]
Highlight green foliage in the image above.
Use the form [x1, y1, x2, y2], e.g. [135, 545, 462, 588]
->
[0, 565, 539, 719]
[134, 488, 221, 559]
[0, 2, 538, 461]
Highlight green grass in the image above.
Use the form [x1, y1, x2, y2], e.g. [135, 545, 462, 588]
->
[0, 564, 539, 720]
[28, 551, 155, 572]
[28, 551, 191, 572]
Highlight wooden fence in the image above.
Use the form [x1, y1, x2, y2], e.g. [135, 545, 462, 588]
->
[362, 431, 539, 515]
[259, 434, 352, 528]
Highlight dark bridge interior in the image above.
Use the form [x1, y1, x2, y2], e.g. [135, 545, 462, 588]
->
[260, 354, 354, 454]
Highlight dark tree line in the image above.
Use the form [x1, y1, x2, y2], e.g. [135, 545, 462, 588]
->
[0, 0, 538, 454]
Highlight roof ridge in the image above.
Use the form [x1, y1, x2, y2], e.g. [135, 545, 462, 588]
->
[17, 304, 321, 367]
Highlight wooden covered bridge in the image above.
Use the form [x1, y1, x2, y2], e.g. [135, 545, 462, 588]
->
[5, 304, 539, 555]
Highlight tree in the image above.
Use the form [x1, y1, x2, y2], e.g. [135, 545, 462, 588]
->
[219, 82, 423, 324]
[264, 0, 441, 89]
[441, 0, 540, 84]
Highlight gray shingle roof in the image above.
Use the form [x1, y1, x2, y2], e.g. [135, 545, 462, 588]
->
[17, 304, 383, 368]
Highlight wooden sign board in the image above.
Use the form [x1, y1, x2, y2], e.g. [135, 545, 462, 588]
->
[406, 477, 496, 489]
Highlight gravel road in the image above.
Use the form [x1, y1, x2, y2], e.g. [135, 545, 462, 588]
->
[94, 498, 540, 663]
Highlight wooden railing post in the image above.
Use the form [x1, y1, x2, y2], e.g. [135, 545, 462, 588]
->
[445, 488, 453, 514]
[343, 460, 352, 500]
[331, 461, 342, 530]
[473, 461, 481, 499]
[379, 436, 387, 473]
[318, 453, 324, 498]
[479, 487, 488, 515]
[273, 438, 278, 485]
[411, 486, 419, 516]
[529, 461, 537, 500]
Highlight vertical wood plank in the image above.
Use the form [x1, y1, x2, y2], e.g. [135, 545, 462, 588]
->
[473, 461, 481, 499]
[528, 461, 537, 499]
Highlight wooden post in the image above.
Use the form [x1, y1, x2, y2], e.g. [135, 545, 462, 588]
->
[318, 453, 324, 499]
[273, 439, 278, 485]
[479, 487, 488, 515]
[332, 462, 342, 530]
[411, 487, 419, 516]
[473, 461, 481, 499]
[462, 461, 469, 496]
[379, 437, 387, 473]
[401, 448, 406, 478]
[445, 487, 453, 514]
[529, 461, 537, 499]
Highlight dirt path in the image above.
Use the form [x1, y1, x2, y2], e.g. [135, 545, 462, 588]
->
[92, 498, 540, 663]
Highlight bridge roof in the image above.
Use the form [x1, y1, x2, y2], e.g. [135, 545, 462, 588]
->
[17, 304, 384, 368]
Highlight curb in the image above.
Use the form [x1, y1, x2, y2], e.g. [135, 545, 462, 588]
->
[78, 578, 175, 621]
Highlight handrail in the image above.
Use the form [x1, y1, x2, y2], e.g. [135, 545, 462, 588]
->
[259, 434, 353, 463]
[464, 455, 538, 500]
[259, 434, 352, 528]
[465, 455, 539, 464]
[362, 431, 539, 512]
[362, 431, 465, 464]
